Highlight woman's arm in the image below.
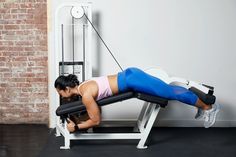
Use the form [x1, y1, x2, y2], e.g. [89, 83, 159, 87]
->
[76, 94, 101, 129]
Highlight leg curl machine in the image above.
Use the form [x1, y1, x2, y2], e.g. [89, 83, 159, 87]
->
[54, 4, 216, 149]
[56, 68, 216, 149]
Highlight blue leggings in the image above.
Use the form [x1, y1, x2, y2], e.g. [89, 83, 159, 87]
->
[117, 67, 198, 106]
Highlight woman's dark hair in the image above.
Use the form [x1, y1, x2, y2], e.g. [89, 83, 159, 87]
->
[54, 74, 80, 90]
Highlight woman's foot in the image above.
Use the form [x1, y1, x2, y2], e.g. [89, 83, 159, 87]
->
[195, 103, 220, 128]
[203, 103, 220, 128]
[195, 108, 204, 119]
[195, 104, 212, 120]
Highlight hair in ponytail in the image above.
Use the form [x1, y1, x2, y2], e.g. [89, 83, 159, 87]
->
[54, 74, 80, 90]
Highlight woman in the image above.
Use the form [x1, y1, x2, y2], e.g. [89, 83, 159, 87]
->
[55, 67, 220, 132]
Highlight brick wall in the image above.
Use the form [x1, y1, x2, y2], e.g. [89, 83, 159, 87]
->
[0, 0, 48, 124]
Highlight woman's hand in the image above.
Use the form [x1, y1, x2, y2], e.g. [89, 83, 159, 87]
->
[66, 118, 76, 132]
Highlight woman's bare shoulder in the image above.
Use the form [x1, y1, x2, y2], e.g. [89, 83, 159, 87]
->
[79, 80, 98, 98]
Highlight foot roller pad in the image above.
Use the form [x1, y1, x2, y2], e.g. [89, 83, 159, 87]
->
[189, 87, 216, 105]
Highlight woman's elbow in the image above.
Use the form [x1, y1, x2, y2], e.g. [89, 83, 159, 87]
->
[94, 118, 101, 126]
[89, 113, 101, 126]
[89, 116, 101, 126]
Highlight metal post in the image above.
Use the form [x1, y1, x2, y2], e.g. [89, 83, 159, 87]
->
[72, 17, 75, 74]
[82, 24, 86, 81]
[61, 24, 65, 75]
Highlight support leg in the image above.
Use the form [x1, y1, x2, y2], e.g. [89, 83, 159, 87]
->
[138, 103, 153, 132]
[55, 126, 61, 137]
[133, 102, 149, 132]
[55, 117, 61, 137]
[137, 104, 160, 149]
[60, 137, 70, 149]
[60, 122, 71, 149]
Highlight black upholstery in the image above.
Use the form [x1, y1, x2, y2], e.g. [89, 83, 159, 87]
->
[56, 92, 168, 117]
[56, 87, 216, 117]
[189, 87, 216, 105]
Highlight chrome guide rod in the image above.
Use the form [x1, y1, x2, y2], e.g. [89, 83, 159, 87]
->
[61, 24, 65, 75]
[72, 17, 75, 74]
[83, 24, 86, 81]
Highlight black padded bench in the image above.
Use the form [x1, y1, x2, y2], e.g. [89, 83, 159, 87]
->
[56, 87, 216, 117]
[56, 91, 169, 117]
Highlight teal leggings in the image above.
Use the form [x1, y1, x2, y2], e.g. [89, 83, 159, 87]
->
[117, 67, 198, 106]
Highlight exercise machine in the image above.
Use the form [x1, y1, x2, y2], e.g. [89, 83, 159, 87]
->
[56, 67, 215, 149]
[54, 2, 216, 149]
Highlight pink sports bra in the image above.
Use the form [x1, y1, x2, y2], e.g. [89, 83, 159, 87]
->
[78, 76, 113, 101]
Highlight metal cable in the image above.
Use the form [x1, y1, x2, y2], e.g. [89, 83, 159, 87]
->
[82, 8, 124, 71]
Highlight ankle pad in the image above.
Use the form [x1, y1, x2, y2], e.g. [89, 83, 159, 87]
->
[189, 87, 216, 105]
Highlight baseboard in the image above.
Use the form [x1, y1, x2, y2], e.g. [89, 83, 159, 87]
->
[99, 119, 236, 127]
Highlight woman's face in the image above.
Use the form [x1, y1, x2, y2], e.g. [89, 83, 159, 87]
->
[56, 88, 72, 98]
